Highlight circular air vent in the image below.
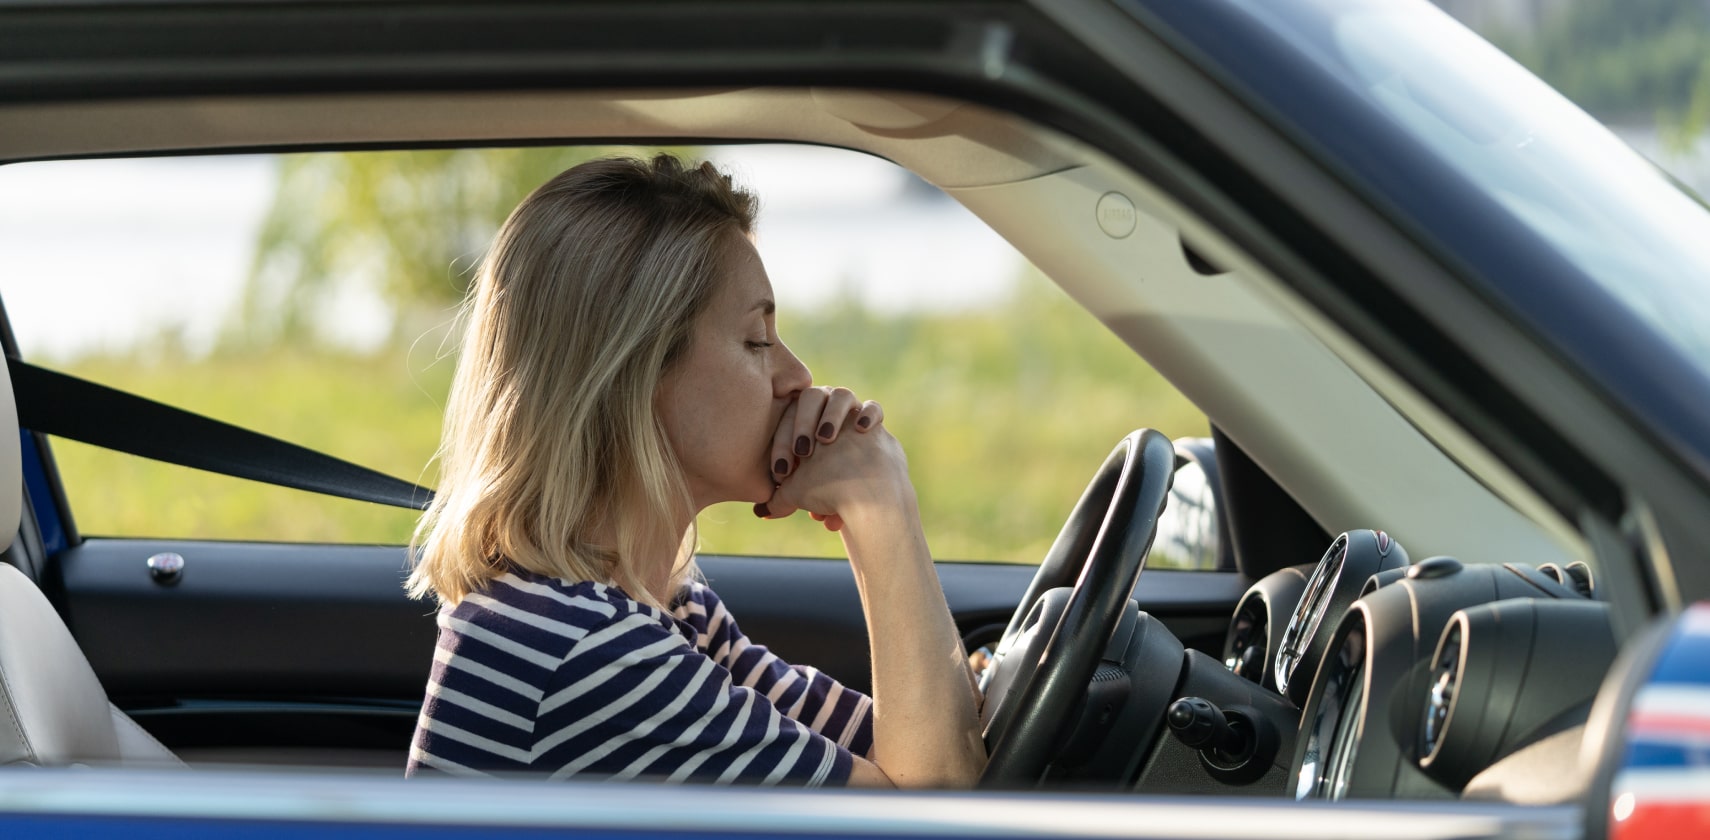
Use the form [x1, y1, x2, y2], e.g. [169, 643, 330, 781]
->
[1417, 600, 1616, 792]
[1420, 620, 1464, 761]
[1224, 600, 1268, 685]
[1563, 561, 1595, 598]
[1224, 565, 1311, 693]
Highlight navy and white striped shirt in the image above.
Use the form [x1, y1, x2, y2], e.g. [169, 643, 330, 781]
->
[406, 569, 874, 785]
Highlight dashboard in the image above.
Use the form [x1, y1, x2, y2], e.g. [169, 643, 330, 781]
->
[1213, 530, 1611, 802]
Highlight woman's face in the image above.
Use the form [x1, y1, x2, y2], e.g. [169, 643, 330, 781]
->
[656, 233, 812, 510]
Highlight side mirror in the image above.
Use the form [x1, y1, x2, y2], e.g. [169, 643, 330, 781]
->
[1150, 438, 1232, 571]
[1586, 604, 1710, 840]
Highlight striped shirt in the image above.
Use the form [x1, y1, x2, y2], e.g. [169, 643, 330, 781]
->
[406, 569, 874, 785]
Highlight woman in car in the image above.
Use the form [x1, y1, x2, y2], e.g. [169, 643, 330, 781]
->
[404, 155, 985, 787]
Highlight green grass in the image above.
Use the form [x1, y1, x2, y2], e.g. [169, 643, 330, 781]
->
[48, 273, 1205, 564]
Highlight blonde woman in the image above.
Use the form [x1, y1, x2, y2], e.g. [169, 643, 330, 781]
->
[405, 155, 985, 787]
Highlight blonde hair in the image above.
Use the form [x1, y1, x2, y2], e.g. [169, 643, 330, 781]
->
[408, 154, 759, 608]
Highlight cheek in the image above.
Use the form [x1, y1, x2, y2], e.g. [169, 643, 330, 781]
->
[656, 373, 709, 456]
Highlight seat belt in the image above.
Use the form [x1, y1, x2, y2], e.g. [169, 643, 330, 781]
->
[8, 357, 433, 510]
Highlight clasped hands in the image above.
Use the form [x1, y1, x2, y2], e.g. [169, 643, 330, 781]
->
[756, 386, 893, 532]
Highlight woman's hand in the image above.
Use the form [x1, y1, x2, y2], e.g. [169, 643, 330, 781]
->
[769, 385, 884, 474]
[757, 386, 891, 528]
[757, 388, 986, 787]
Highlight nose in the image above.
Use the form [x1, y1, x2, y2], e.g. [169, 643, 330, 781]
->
[775, 342, 812, 397]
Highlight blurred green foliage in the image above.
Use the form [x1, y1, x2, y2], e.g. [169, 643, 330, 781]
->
[1491, 0, 1710, 145]
[53, 271, 1205, 563]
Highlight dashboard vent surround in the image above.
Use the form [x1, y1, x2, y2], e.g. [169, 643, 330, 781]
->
[1417, 600, 1615, 792]
[1536, 561, 1595, 598]
[1224, 563, 1312, 692]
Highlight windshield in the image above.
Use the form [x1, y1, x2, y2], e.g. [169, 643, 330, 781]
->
[1216, 0, 1710, 383]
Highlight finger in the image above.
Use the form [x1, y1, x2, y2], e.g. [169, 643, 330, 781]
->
[755, 485, 799, 520]
[791, 387, 831, 459]
[854, 400, 884, 433]
[770, 400, 800, 480]
[824, 514, 844, 532]
[816, 387, 862, 443]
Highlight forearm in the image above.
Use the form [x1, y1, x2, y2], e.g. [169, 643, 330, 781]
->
[840, 489, 986, 788]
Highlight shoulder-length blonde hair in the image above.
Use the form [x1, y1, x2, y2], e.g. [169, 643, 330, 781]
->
[408, 154, 758, 608]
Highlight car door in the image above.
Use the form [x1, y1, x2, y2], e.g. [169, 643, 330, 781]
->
[11, 380, 1246, 768]
[0, 140, 1247, 769]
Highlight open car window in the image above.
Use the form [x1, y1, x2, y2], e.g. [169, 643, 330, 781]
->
[0, 144, 1211, 566]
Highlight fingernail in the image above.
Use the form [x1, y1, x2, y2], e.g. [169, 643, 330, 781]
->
[856, 416, 872, 430]
[773, 458, 789, 476]
[794, 436, 810, 456]
[818, 422, 835, 440]
[753, 502, 770, 519]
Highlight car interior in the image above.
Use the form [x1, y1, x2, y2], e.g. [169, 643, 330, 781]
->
[0, 85, 1641, 812]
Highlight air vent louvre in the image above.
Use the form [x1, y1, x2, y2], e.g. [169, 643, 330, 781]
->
[1562, 562, 1594, 598]
[1224, 601, 1268, 685]
[1421, 621, 1463, 761]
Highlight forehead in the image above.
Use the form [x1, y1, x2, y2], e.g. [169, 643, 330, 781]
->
[710, 233, 773, 313]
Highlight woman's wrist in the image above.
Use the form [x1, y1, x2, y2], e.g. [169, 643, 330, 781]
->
[831, 480, 920, 533]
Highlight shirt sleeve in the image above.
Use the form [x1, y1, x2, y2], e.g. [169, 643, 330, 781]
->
[532, 606, 855, 786]
[674, 583, 875, 757]
[408, 600, 556, 777]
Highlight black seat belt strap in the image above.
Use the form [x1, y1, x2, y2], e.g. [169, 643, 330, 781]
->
[8, 357, 433, 511]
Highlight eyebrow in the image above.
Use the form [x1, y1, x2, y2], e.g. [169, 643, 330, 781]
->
[753, 298, 775, 315]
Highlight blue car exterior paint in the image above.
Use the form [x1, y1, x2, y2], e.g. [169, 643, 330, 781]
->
[0, 768, 1583, 839]
[18, 429, 65, 556]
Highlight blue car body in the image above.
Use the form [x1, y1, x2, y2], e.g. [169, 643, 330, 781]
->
[0, 0, 1706, 838]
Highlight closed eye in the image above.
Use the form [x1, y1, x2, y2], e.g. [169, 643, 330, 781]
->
[746, 341, 775, 351]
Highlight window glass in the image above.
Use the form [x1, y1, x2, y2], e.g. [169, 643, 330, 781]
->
[0, 145, 1207, 563]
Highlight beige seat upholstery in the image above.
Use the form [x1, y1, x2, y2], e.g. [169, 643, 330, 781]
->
[0, 565, 182, 766]
[0, 359, 180, 767]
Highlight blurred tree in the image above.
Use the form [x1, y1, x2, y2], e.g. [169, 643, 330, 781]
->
[234, 146, 680, 350]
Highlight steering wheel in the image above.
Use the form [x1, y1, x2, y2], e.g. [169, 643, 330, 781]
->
[978, 428, 1175, 786]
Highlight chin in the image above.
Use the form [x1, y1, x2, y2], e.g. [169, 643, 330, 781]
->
[748, 478, 776, 505]
[723, 470, 773, 506]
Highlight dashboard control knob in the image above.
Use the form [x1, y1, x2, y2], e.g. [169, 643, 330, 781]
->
[1167, 697, 1244, 757]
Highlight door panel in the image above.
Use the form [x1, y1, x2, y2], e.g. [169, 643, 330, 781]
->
[50, 539, 433, 766]
[50, 539, 1245, 766]
[52, 540, 436, 702]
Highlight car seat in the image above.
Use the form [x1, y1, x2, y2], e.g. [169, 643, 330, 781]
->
[0, 357, 181, 767]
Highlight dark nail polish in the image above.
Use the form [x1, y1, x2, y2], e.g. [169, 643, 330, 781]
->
[794, 436, 810, 456]
[774, 458, 789, 476]
[753, 502, 770, 519]
[857, 416, 872, 430]
[818, 422, 835, 440]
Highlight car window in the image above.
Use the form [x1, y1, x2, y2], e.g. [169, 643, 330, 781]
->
[0, 145, 1208, 564]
